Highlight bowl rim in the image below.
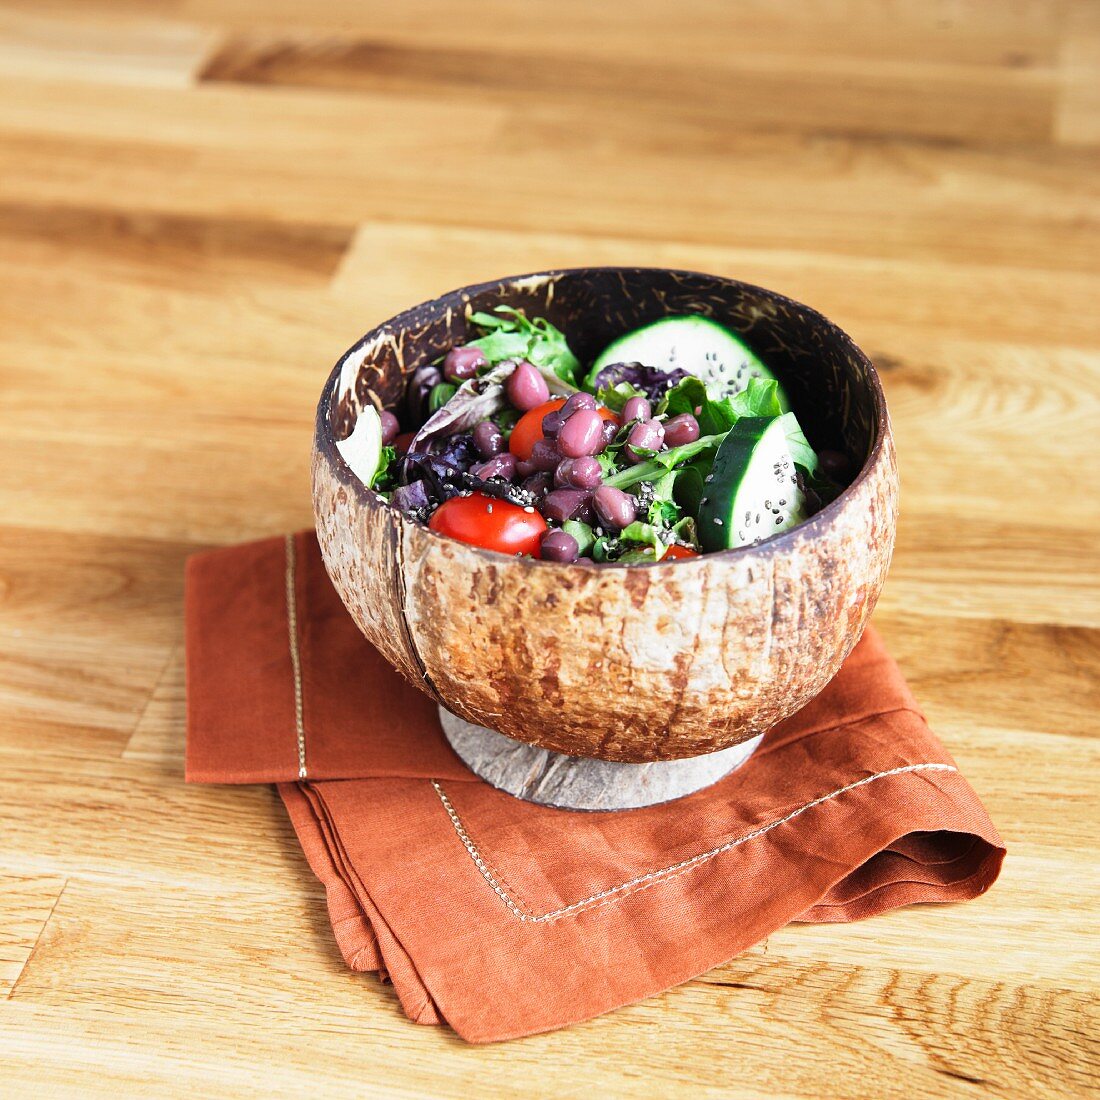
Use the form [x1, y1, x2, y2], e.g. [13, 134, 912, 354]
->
[315, 265, 891, 568]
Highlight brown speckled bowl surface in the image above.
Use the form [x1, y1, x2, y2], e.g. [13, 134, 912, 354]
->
[312, 268, 898, 762]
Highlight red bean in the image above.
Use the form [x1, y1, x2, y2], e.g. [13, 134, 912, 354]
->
[515, 459, 537, 479]
[624, 418, 665, 463]
[443, 345, 486, 382]
[379, 410, 399, 446]
[554, 455, 604, 490]
[540, 529, 580, 563]
[599, 419, 619, 450]
[542, 408, 564, 437]
[541, 489, 593, 523]
[566, 455, 603, 490]
[506, 360, 550, 411]
[561, 391, 597, 417]
[522, 472, 554, 497]
[557, 408, 604, 457]
[621, 396, 651, 423]
[472, 420, 504, 458]
[593, 486, 637, 530]
[663, 413, 700, 447]
[529, 438, 562, 471]
[472, 453, 517, 481]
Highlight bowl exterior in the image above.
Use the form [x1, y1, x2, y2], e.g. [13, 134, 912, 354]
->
[311, 431, 896, 763]
[312, 267, 898, 763]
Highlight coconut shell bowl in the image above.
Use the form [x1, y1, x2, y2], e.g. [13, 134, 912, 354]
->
[312, 268, 898, 811]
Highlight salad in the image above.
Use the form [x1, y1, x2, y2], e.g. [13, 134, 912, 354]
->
[337, 308, 851, 564]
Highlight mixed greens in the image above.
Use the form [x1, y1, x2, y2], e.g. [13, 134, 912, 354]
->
[342, 309, 852, 563]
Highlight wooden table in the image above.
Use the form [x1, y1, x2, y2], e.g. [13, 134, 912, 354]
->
[1, 2, 1097, 1096]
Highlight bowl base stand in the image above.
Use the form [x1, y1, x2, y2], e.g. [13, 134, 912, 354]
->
[437, 707, 763, 812]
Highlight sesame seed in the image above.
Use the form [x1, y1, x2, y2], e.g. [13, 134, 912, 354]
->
[700, 497, 709, 505]
[487, 503, 494, 513]
[714, 518, 724, 526]
[523, 506, 535, 513]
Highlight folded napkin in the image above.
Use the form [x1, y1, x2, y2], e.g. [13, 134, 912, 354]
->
[185, 531, 1004, 1042]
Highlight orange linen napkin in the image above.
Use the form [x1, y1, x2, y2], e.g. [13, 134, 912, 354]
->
[185, 531, 1004, 1043]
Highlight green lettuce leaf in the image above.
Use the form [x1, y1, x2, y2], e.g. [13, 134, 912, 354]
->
[596, 381, 648, 414]
[670, 516, 700, 549]
[602, 433, 728, 490]
[647, 496, 681, 528]
[370, 445, 398, 491]
[778, 411, 818, 475]
[619, 521, 669, 560]
[467, 306, 581, 386]
[561, 520, 596, 556]
[658, 376, 736, 436]
[592, 529, 663, 564]
[727, 377, 786, 420]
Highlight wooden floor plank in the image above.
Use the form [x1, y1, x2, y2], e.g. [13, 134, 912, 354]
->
[0, 874, 66, 998]
[199, 34, 1059, 147]
[0, 202, 355, 290]
[0, 7, 214, 89]
[0, 2, 1096, 1094]
[1056, 2, 1100, 146]
[1, 77, 1096, 273]
[5, 877, 1096, 1100]
[175, 0, 1067, 72]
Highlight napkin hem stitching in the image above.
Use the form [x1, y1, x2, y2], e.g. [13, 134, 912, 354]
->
[432, 762, 958, 923]
[285, 533, 308, 781]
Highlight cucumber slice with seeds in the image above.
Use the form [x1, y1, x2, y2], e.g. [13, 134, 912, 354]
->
[698, 415, 809, 551]
[587, 315, 789, 408]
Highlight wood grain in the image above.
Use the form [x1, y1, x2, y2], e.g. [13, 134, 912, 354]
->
[0, 1, 1097, 1096]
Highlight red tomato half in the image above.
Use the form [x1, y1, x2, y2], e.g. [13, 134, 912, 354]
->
[663, 544, 700, 560]
[429, 493, 547, 556]
[508, 399, 618, 461]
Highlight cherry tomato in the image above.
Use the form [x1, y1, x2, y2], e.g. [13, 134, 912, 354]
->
[508, 399, 618, 461]
[429, 493, 547, 556]
[663, 544, 700, 560]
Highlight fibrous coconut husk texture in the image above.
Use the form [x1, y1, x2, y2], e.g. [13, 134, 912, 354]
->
[312, 268, 898, 762]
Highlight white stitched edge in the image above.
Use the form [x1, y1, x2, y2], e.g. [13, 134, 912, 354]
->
[432, 762, 959, 924]
[284, 534, 307, 780]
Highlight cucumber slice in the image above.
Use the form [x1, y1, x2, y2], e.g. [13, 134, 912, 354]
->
[335, 404, 383, 488]
[698, 415, 809, 551]
[587, 315, 789, 407]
